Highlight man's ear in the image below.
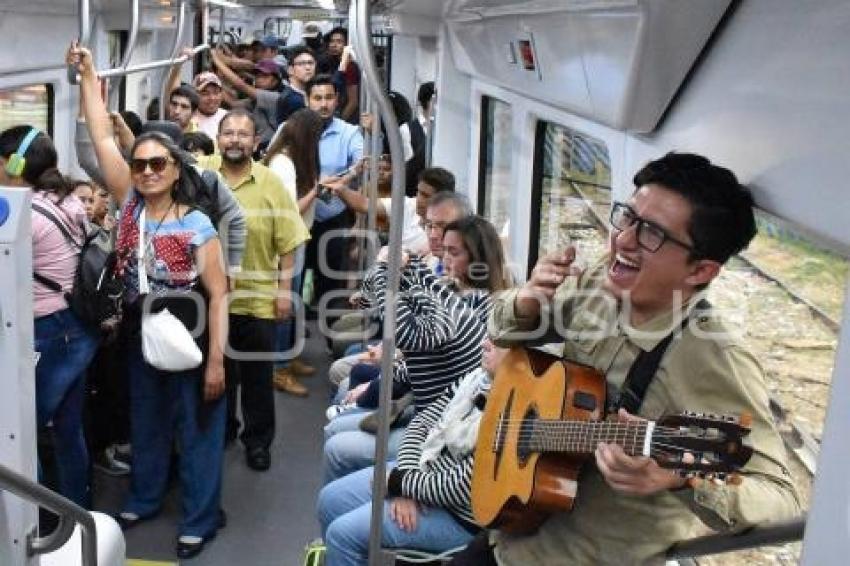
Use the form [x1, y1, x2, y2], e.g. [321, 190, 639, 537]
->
[685, 259, 721, 288]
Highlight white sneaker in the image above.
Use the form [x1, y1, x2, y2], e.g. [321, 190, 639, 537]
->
[325, 402, 357, 421]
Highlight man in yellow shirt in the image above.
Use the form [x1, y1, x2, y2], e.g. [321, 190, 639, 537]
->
[197, 109, 309, 472]
[452, 152, 800, 565]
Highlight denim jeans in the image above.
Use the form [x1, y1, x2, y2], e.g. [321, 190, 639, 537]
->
[124, 340, 225, 538]
[322, 409, 404, 484]
[34, 309, 99, 508]
[275, 246, 305, 371]
[318, 465, 474, 566]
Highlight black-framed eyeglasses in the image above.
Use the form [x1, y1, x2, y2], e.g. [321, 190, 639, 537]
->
[129, 156, 174, 175]
[609, 202, 697, 253]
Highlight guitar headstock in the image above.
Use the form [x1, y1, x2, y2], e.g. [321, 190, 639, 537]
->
[650, 411, 753, 478]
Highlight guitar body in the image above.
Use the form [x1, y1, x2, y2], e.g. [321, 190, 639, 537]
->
[472, 348, 606, 534]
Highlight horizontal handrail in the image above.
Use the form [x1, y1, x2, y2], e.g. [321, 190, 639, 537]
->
[0, 462, 97, 565]
[97, 44, 209, 80]
[666, 516, 806, 559]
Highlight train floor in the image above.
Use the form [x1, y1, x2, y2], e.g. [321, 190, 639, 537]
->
[92, 321, 334, 565]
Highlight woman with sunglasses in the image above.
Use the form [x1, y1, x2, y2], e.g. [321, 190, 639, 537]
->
[0, 125, 99, 510]
[68, 42, 228, 559]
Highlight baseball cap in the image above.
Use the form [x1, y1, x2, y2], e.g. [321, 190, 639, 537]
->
[254, 59, 281, 77]
[193, 71, 222, 91]
[260, 34, 281, 49]
[302, 21, 321, 39]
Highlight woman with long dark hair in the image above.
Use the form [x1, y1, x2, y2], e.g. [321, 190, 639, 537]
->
[263, 108, 325, 395]
[0, 125, 99, 509]
[68, 42, 228, 559]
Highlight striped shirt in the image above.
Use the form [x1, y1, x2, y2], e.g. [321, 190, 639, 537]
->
[388, 375, 481, 531]
[360, 258, 490, 410]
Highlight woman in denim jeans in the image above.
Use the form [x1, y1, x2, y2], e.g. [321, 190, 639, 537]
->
[0, 125, 99, 508]
[70, 42, 229, 559]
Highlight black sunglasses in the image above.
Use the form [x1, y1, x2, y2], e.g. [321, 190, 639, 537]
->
[129, 156, 174, 175]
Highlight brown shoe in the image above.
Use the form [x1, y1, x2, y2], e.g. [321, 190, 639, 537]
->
[289, 358, 316, 377]
[273, 369, 308, 397]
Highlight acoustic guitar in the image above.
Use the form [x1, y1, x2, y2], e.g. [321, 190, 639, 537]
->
[471, 348, 753, 535]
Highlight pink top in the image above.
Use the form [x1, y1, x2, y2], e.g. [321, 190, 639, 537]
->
[31, 191, 87, 318]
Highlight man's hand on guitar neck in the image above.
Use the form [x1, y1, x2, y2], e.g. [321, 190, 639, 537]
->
[516, 248, 582, 320]
[595, 409, 689, 496]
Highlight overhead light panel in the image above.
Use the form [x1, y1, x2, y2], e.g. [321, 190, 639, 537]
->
[317, 0, 336, 10]
[205, 0, 244, 9]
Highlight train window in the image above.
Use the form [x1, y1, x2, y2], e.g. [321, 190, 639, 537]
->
[0, 84, 53, 136]
[478, 96, 513, 241]
[528, 120, 611, 275]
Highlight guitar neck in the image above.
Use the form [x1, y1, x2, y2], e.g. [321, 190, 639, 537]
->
[529, 420, 656, 457]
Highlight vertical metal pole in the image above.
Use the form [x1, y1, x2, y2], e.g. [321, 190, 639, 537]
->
[68, 0, 92, 84]
[159, 0, 188, 120]
[355, 0, 408, 564]
[218, 6, 226, 47]
[107, 0, 140, 112]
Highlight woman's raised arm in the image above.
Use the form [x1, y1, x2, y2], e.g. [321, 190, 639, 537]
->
[66, 41, 131, 202]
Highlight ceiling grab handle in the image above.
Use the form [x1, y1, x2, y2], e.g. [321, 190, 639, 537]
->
[107, 0, 140, 112]
[68, 0, 92, 85]
[354, 0, 408, 563]
[160, 0, 188, 120]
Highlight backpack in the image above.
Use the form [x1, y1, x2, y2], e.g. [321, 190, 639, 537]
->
[32, 202, 123, 337]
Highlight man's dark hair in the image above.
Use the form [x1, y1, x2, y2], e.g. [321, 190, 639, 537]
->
[305, 74, 339, 97]
[120, 110, 143, 136]
[181, 132, 215, 156]
[170, 84, 200, 111]
[417, 81, 435, 110]
[327, 27, 348, 43]
[633, 152, 757, 264]
[287, 45, 316, 66]
[145, 98, 160, 121]
[219, 108, 257, 135]
[419, 167, 455, 193]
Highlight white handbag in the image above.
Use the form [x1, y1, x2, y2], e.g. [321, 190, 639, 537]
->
[137, 207, 203, 372]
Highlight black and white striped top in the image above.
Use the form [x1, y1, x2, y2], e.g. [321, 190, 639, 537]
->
[360, 257, 490, 411]
[387, 378, 480, 532]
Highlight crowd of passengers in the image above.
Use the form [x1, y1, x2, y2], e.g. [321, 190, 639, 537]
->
[0, 22, 802, 566]
[0, 25, 462, 560]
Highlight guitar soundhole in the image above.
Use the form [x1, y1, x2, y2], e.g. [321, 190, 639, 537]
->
[517, 406, 539, 465]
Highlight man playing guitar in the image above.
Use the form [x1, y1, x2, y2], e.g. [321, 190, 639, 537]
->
[452, 153, 801, 565]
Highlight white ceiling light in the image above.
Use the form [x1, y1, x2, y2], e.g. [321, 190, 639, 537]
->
[317, 0, 336, 10]
[205, 0, 244, 9]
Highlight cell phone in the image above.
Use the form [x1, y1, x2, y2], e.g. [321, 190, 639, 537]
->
[317, 184, 334, 203]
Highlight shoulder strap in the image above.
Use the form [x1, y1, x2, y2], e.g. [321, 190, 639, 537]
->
[33, 271, 63, 293]
[613, 299, 711, 414]
[32, 201, 82, 249]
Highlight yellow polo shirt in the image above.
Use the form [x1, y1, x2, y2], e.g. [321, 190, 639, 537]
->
[198, 155, 309, 319]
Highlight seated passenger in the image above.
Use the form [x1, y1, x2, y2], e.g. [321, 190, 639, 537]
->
[328, 215, 511, 416]
[0, 125, 99, 508]
[69, 43, 229, 559]
[322, 214, 508, 484]
[317, 338, 509, 565]
[450, 152, 801, 565]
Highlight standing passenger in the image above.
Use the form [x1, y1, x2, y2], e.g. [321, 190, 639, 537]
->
[262, 108, 326, 396]
[68, 43, 230, 558]
[305, 74, 364, 307]
[0, 126, 99, 509]
[195, 109, 310, 471]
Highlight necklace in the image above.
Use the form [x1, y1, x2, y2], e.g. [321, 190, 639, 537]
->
[143, 199, 175, 259]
